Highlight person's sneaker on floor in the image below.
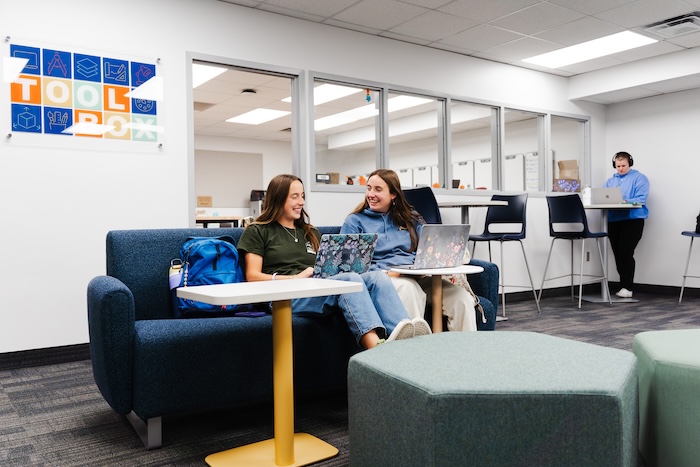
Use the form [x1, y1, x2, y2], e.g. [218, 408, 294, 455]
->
[616, 288, 633, 298]
[411, 317, 432, 336]
[387, 319, 414, 342]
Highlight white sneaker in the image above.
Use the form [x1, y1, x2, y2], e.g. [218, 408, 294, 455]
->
[411, 317, 432, 337]
[616, 288, 633, 298]
[387, 319, 414, 342]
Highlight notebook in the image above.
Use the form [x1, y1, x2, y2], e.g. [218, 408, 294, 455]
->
[393, 224, 471, 270]
[591, 187, 623, 204]
[312, 233, 379, 278]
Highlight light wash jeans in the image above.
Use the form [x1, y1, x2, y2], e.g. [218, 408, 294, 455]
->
[292, 271, 409, 345]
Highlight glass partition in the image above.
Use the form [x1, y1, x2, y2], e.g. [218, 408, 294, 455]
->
[449, 100, 497, 190]
[313, 81, 379, 187]
[551, 115, 585, 193]
[387, 91, 442, 188]
[503, 109, 543, 192]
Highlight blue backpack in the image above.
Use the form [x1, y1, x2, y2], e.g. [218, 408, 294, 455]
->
[170, 236, 260, 318]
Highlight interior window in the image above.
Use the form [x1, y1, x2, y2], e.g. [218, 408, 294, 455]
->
[312, 81, 379, 187]
[503, 109, 544, 192]
[449, 100, 498, 191]
[387, 91, 442, 188]
[551, 115, 586, 193]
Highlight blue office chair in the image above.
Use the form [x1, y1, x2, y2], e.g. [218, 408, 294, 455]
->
[404, 187, 442, 224]
[679, 231, 700, 303]
[539, 194, 612, 309]
[468, 193, 540, 317]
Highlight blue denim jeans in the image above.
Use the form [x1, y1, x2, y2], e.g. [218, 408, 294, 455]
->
[292, 271, 409, 345]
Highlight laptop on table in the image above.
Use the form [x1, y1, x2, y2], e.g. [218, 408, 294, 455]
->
[591, 187, 623, 204]
[393, 224, 471, 270]
[312, 233, 378, 278]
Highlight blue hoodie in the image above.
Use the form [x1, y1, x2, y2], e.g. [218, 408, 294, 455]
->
[603, 169, 649, 222]
[341, 208, 422, 271]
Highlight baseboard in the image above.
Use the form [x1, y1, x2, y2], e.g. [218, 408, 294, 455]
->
[0, 343, 90, 371]
[506, 283, 690, 302]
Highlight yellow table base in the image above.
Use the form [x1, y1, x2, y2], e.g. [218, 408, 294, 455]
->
[205, 432, 338, 466]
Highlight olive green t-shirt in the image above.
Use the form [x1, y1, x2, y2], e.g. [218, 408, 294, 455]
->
[237, 222, 320, 276]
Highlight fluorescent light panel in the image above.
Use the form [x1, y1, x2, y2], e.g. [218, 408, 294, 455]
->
[227, 108, 290, 125]
[192, 63, 227, 88]
[282, 83, 363, 104]
[523, 31, 657, 69]
[315, 95, 433, 131]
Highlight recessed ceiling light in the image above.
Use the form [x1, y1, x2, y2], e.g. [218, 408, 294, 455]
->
[192, 63, 227, 88]
[522, 31, 657, 69]
[227, 108, 291, 125]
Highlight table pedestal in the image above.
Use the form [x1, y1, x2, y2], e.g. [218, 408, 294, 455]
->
[205, 299, 338, 467]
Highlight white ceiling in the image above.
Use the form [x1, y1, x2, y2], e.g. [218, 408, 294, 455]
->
[196, 0, 700, 142]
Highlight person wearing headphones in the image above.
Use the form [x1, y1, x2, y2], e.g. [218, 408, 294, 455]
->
[603, 151, 649, 298]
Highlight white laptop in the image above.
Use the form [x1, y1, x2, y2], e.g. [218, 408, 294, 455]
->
[591, 187, 623, 204]
[393, 224, 471, 270]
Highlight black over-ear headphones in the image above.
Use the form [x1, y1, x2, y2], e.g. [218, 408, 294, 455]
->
[612, 151, 634, 168]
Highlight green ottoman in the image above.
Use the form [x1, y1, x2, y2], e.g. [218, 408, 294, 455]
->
[348, 332, 638, 467]
[633, 329, 700, 467]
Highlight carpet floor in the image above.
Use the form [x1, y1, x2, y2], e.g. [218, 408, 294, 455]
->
[2, 289, 698, 466]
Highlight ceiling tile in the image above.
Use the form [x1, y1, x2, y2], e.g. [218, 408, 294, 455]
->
[609, 40, 685, 62]
[489, 3, 586, 36]
[480, 36, 562, 60]
[400, 0, 453, 8]
[594, 0, 697, 29]
[546, 0, 637, 16]
[439, 24, 523, 51]
[332, 0, 428, 31]
[666, 31, 700, 48]
[389, 10, 475, 41]
[263, 0, 359, 18]
[438, 0, 541, 23]
[535, 16, 624, 46]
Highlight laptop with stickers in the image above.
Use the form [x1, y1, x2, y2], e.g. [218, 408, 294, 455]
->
[312, 233, 379, 278]
[393, 224, 471, 270]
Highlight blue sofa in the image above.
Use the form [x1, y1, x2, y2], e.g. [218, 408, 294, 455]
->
[87, 227, 499, 448]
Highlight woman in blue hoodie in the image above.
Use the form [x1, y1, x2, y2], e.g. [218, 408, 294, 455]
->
[341, 169, 477, 332]
[603, 151, 649, 298]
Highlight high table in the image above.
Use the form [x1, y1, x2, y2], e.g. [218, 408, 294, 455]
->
[438, 200, 508, 224]
[195, 215, 244, 228]
[583, 204, 642, 304]
[177, 278, 362, 467]
[390, 264, 484, 333]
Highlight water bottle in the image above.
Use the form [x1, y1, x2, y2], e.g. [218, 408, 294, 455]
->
[582, 186, 592, 205]
[169, 258, 183, 290]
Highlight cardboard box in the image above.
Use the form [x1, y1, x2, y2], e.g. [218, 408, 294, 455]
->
[557, 160, 579, 180]
[197, 196, 213, 207]
[327, 172, 340, 184]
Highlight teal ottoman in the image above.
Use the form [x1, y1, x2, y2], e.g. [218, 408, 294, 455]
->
[348, 332, 638, 467]
[633, 329, 700, 467]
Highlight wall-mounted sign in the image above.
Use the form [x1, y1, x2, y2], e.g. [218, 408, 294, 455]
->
[7, 42, 160, 142]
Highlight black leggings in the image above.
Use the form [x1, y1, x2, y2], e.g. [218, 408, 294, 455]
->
[607, 219, 645, 291]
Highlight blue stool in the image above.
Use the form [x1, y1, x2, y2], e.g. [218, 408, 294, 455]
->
[679, 231, 700, 303]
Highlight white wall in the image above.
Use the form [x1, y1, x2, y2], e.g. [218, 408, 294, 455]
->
[1, 0, 607, 353]
[606, 88, 700, 286]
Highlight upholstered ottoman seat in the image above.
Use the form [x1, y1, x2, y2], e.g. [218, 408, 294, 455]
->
[348, 332, 638, 467]
[633, 329, 700, 467]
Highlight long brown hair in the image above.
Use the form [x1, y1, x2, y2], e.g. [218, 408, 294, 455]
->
[254, 174, 320, 251]
[351, 169, 423, 251]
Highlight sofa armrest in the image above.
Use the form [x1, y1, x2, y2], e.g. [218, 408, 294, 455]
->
[87, 275, 135, 415]
[468, 259, 499, 317]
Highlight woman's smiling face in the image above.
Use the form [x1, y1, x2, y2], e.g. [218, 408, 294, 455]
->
[366, 174, 396, 213]
[282, 179, 305, 224]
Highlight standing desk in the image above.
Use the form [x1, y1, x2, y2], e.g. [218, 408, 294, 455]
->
[583, 204, 642, 304]
[438, 200, 508, 224]
[177, 278, 362, 467]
